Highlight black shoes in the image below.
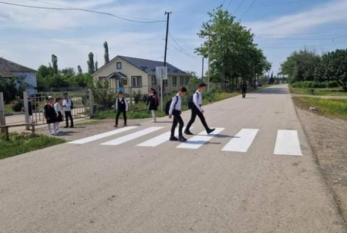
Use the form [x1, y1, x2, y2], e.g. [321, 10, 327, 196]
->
[179, 136, 187, 142]
[207, 128, 215, 134]
[184, 130, 194, 135]
[170, 136, 178, 141]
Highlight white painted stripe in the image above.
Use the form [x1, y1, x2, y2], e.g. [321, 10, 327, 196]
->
[274, 130, 303, 156]
[69, 127, 138, 144]
[101, 127, 163, 146]
[177, 128, 224, 149]
[222, 129, 259, 153]
[137, 127, 192, 147]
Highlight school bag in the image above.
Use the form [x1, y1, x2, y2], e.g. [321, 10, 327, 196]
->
[165, 96, 178, 115]
[188, 92, 199, 109]
[155, 95, 160, 107]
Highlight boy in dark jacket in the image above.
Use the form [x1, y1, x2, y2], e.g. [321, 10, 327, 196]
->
[115, 92, 128, 127]
[146, 88, 159, 123]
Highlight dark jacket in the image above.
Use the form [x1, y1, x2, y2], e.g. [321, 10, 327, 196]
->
[44, 104, 57, 124]
[147, 94, 158, 111]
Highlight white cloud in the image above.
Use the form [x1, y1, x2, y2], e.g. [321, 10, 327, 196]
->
[246, 0, 347, 36]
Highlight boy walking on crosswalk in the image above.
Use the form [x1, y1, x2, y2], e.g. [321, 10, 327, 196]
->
[115, 92, 128, 128]
[185, 83, 215, 135]
[169, 87, 188, 142]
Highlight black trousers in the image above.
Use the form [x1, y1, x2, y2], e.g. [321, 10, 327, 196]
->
[116, 109, 127, 126]
[171, 111, 184, 137]
[65, 111, 74, 127]
[242, 89, 247, 98]
[186, 106, 209, 131]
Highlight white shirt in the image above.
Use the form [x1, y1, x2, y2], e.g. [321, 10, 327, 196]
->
[169, 94, 182, 115]
[193, 91, 203, 112]
[54, 102, 62, 114]
[115, 98, 129, 111]
[62, 98, 72, 111]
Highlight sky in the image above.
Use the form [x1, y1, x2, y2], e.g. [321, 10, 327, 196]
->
[0, 0, 347, 77]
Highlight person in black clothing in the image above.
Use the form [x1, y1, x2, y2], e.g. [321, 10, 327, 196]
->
[185, 83, 215, 135]
[63, 93, 74, 128]
[241, 82, 248, 98]
[169, 87, 187, 142]
[44, 96, 57, 135]
[115, 92, 128, 127]
[146, 88, 159, 123]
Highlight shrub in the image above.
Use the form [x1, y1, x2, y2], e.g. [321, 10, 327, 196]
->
[11, 101, 23, 112]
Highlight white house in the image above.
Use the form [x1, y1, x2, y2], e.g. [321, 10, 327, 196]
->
[0, 57, 37, 94]
[92, 55, 191, 94]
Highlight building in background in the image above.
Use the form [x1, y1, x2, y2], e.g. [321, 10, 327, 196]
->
[92, 55, 190, 94]
[0, 57, 37, 94]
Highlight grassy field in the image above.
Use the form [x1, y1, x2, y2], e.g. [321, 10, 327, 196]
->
[290, 87, 347, 96]
[94, 92, 240, 120]
[293, 97, 347, 121]
[5, 104, 12, 114]
[0, 133, 65, 160]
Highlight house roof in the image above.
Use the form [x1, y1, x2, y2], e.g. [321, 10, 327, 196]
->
[118, 56, 187, 76]
[0, 57, 36, 78]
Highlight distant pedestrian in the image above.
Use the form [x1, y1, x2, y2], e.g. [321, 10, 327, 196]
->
[44, 96, 57, 135]
[54, 98, 64, 134]
[168, 87, 187, 142]
[115, 91, 128, 127]
[185, 83, 215, 135]
[241, 82, 248, 98]
[147, 88, 159, 123]
[62, 93, 74, 128]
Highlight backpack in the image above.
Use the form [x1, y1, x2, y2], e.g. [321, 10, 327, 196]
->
[154, 95, 160, 107]
[188, 92, 199, 109]
[165, 96, 178, 115]
[70, 99, 74, 110]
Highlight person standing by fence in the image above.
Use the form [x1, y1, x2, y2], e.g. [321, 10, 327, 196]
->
[54, 98, 63, 134]
[62, 93, 74, 128]
[115, 91, 128, 128]
[44, 96, 57, 135]
[147, 88, 159, 123]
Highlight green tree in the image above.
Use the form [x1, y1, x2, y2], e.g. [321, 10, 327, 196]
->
[104, 41, 110, 64]
[87, 52, 95, 74]
[77, 65, 83, 75]
[95, 61, 99, 71]
[280, 49, 321, 83]
[196, 7, 270, 91]
[51, 54, 58, 74]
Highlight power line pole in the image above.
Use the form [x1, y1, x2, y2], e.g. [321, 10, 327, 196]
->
[164, 11, 172, 67]
[202, 57, 204, 81]
[207, 35, 211, 92]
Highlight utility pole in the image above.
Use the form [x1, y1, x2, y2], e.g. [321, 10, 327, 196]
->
[163, 11, 172, 67]
[201, 57, 204, 81]
[207, 35, 211, 92]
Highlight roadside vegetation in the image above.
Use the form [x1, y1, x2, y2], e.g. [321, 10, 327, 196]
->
[0, 133, 65, 160]
[293, 97, 347, 121]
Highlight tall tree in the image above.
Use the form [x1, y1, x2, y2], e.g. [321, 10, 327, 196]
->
[104, 41, 110, 64]
[95, 61, 99, 71]
[87, 52, 95, 74]
[77, 65, 83, 75]
[51, 54, 58, 74]
[196, 7, 270, 91]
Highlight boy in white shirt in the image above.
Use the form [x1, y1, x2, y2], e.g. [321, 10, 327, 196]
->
[62, 93, 74, 128]
[169, 87, 187, 142]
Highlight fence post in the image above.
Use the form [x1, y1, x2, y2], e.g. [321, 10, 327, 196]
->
[129, 86, 133, 107]
[88, 89, 94, 118]
[0, 93, 6, 133]
[23, 91, 30, 130]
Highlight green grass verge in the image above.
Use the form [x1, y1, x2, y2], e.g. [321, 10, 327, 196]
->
[0, 133, 65, 160]
[94, 92, 240, 120]
[293, 97, 347, 121]
[4, 104, 12, 114]
[290, 87, 347, 96]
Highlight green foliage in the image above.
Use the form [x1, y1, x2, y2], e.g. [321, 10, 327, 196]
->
[104, 41, 110, 64]
[51, 54, 58, 74]
[0, 133, 65, 160]
[196, 8, 271, 90]
[11, 100, 23, 112]
[291, 81, 339, 89]
[0, 77, 24, 102]
[293, 97, 347, 121]
[281, 49, 320, 83]
[91, 81, 115, 111]
[133, 90, 142, 104]
[88, 52, 95, 74]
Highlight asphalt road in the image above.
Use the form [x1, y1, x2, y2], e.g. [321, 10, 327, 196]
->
[1, 85, 346, 233]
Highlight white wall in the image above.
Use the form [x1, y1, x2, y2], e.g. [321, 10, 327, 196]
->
[13, 72, 37, 95]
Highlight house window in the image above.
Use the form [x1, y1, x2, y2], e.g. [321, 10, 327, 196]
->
[185, 77, 189, 85]
[131, 76, 142, 88]
[117, 62, 122, 69]
[163, 79, 168, 87]
[172, 76, 177, 86]
[151, 76, 157, 86]
[180, 76, 184, 85]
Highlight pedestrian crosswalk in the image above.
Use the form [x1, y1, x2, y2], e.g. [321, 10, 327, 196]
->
[69, 127, 304, 156]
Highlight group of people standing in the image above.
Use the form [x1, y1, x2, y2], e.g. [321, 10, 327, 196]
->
[44, 93, 74, 135]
